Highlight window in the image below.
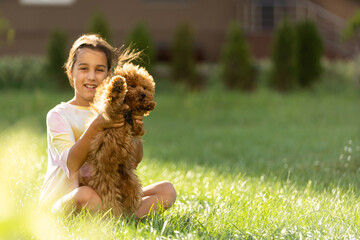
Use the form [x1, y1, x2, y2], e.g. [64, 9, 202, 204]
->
[19, 0, 76, 5]
[144, 0, 190, 2]
[261, 4, 274, 30]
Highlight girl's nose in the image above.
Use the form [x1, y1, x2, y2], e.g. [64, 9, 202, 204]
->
[88, 71, 96, 81]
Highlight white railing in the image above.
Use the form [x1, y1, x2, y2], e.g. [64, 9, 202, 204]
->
[237, 0, 356, 58]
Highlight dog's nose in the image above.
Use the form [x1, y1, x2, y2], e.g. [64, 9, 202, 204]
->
[141, 93, 146, 99]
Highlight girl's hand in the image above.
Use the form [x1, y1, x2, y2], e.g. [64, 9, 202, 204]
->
[92, 104, 129, 132]
[133, 114, 144, 126]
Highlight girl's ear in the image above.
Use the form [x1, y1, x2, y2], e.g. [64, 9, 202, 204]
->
[68, 68, 73, 81]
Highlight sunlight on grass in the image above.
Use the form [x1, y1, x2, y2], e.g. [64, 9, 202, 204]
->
[1, 87, 360, 239]
[0, 124, 65, 239]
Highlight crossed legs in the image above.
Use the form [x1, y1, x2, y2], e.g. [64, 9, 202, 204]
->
[52, 181, 177, 218]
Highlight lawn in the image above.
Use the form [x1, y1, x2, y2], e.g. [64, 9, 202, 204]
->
[0, 78, 360, 239]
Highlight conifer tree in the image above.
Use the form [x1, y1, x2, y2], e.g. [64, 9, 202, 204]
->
[88, 11, 112, 43]
[0, 13, 15, 49]
[220, 21, 255, 91]
[270, 19, 297, 91]
[46, 29, 68, 89]
[171, 23, 200, 89]
[295, 20, 323, 88]
[126, 21, 156, 72]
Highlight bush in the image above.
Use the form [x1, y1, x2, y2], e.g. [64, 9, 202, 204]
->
[220, 21, 255, 91]
[88, 11, 112, 43]
[295, 20, 323, 88]
[171, 23, 200, 89]
[269, 19, 297, 91]
[342, 10, 360, 41]
[0, 56, 50, 90]
[125, 21, 156, 72]
[0, 13, 15, 49]
[46, 29, 69, 90]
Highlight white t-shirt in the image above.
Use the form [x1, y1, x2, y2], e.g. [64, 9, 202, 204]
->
[39, 102, 95, 208]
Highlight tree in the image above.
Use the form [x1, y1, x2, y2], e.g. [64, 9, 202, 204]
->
[0, 12, 15, 49]
[125, 21, 156, 72]
[342, 11, 360, 85]
[46, 29, 69, 89]
[88, 11, 112, 43]
[171, 22, 200, 89]
[342, 10, 360, 41]
[220, 21, 255, 91]
[269, 19, 297, 91]
[295, 20, 323, 88]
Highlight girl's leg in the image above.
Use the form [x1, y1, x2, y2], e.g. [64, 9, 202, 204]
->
[135, 181, 176, 218]
[52, 186, 102, 214]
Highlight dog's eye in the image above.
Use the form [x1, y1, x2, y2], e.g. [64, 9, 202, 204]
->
[130, 84, 136, 88]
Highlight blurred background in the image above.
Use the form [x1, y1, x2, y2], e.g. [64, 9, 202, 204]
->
[0, 0, 360, 91]
[1, 0, 359, 58]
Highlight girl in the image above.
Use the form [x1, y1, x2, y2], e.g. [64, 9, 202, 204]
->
[40, 34, 176, 218]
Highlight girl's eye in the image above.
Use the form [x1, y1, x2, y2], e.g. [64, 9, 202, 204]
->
[97, 69, 105, 72]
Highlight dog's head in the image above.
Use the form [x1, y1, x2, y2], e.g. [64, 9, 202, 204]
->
[114, 63, 156, 116]
[92, 75, 127, 120]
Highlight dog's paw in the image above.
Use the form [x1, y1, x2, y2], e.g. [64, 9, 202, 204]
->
[111, 76, 127, 95]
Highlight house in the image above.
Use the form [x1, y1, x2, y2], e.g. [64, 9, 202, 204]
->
[0, 0, 359, 61]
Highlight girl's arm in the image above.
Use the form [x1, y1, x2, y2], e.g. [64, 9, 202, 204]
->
[67, 113, 126, 173]
[133, 114, 144, 169]
[133, 139, 143, 169]
[67, 112, 145, 173]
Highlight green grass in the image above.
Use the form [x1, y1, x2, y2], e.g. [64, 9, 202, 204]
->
[1, 80, 360, 239]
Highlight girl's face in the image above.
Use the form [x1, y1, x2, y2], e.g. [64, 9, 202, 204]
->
[70, 48, 109, 107]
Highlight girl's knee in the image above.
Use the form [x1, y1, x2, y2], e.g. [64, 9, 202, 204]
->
[159, 181, 177, 205]
[73, 186, 100, 208]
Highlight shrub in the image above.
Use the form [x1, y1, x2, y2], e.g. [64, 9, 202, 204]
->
[342, 10, 360, 41]
[0, 56, 49, 90]
[125, 21, 156, 72]
[269, 18, 297, 91]
[46, 29, 69, 90]
[171, 22, 200, 89]
[0, 13, 15, 49]
[88, 11, 112, 43]
[220, 21, 255, 91]
[295, 20, 323, 88]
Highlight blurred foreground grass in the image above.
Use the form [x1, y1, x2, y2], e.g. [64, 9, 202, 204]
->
[0, 80, 360, 238]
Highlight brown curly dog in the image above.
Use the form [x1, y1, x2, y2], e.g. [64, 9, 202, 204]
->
[78, 64, 156, 217]
[114, 63, 156, 137]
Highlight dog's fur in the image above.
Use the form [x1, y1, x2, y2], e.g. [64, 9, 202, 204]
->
[78, 64, 156, 217]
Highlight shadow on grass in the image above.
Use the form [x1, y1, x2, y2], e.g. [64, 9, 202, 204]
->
[142, 90, 360, 193]
[2, 89, 360, 194]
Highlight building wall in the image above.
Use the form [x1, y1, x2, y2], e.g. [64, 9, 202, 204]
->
[1, 0, 360, 60]
[0, 0, 236, 61]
